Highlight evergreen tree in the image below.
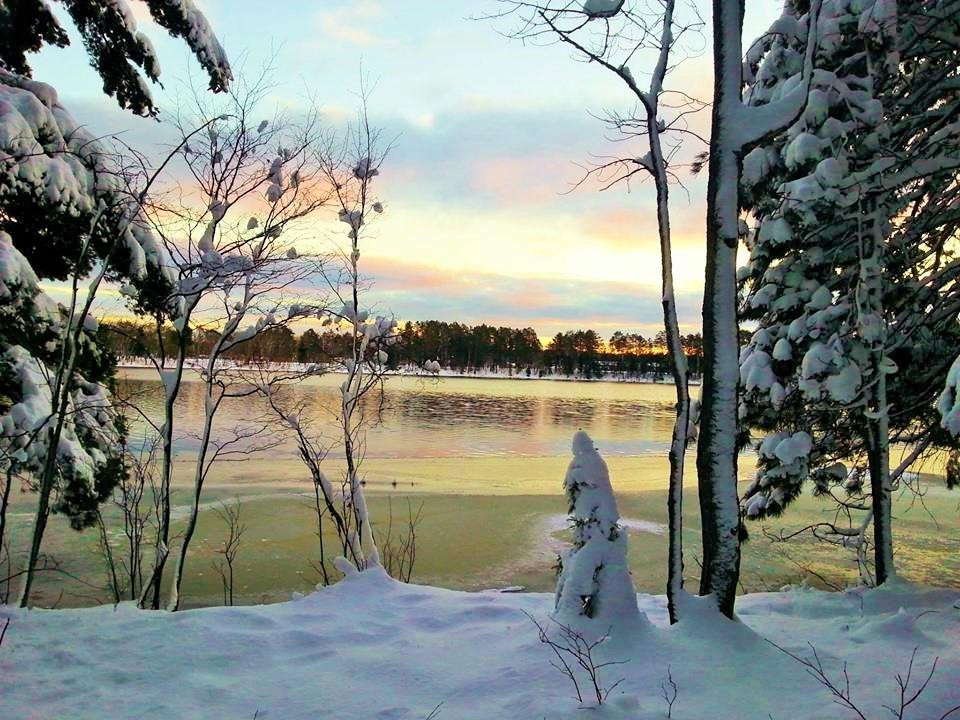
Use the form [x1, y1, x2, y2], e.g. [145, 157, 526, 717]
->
[297, 328, 324, 364]
[738, 0, 960, 583]
[554, 431, 643, 631]
[0, 0, 231, 606]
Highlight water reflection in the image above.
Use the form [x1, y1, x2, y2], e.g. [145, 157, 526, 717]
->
[117, 372, 680, 460]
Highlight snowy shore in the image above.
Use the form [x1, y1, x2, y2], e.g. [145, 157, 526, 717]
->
[2, 571, 957, 719]
[115, 358, 702, 385]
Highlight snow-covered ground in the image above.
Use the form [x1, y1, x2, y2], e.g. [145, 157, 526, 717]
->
[2, 571, 957, 719]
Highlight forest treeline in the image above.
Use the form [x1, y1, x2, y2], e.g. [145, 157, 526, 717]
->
[101, 319, 707, 378]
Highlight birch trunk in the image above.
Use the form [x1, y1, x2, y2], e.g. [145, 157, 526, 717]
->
[139, 340, 188, 609]
[168, 378, 220, 611]
[649, 99, 689, 627]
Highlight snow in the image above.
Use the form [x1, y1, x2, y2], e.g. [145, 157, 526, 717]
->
[154, 0, 232, 92]
[338, 208, 363, 231]
[0, 69, 174, 286]
[757, 217, 793, 246]
[582, 0, 624, 19]
[784, 132, 824, 169]
[938, 355, 960, 435]
[741, 146, 773, 187]
[824, 362, 862, 404]
[772, 337, 792, 361]
[741, 348, 775, 392]
[768, 431, 812, 465]
[115, 357, 706, 386]
[554, 431, 642, 631]
[542, 514, 666, 540]
[352, 157, 379, 180]
[0, 344, 119, 485]
[2, 572, 958, 719]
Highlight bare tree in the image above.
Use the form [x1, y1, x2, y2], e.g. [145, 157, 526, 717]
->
[0, 523, 11, 606]
[769, 641, 960, 720]
[376, 498, 422, 584]
[91, 411, 162, 604]
[212, 500, 247, 606]
[95, 510, 123, 605]
[0, 461, 13, 604]
[316, 90, 396, 575]
[264, 90, 396, 579]
[526, 611, 629, 706]
[115, 434, 158, 601]
[660, 664, 679, 718]
[759, 434, 940, 589]
[116, 67, 334, 610]
[15, 125, 205, 608]
[490, 0, 705, 623]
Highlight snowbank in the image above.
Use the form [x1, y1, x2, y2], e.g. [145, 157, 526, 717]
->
[2, 572, 957, 719]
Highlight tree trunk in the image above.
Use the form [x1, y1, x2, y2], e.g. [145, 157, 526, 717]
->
[696, 0, 745, 619]
[0, 467, 12, 560]
[866, 371, 894, 584]
[167, 385, 218, 611]
[18, 383, 72, 607]
[139, 342, 187, 610]
[650, 122, 689, 626]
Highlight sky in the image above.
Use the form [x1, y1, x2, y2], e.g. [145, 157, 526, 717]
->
[29, 0, 785, 341]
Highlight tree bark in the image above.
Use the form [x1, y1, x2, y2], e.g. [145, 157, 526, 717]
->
[168, 382, 219, 611]
[696, 0, 745, 619]
[866, 371, 894, 584]
[0, 467, 12, 563]
[139, 342, 187, 609]
[651, 114, 689, 626]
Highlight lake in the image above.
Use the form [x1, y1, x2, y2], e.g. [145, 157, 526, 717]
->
[117, 369, 685, 461]
[6, 369, 958, 607]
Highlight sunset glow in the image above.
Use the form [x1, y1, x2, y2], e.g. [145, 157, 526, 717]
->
[31, 0, 781, 337]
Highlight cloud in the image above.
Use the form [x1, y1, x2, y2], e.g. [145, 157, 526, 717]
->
[314, 2, 385, 47]
[359, 257, 703, 338]
[375, 105, 619, 209]
[52, 72, 712, 342]
[578, 196, 707, 253]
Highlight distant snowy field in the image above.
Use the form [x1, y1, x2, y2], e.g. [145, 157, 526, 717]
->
[2, 571, 958, 719]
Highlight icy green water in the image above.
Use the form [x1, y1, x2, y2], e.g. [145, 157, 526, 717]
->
[5, 371, 959, 607]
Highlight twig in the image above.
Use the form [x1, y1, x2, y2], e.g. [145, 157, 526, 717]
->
[661, 664, 679, 718]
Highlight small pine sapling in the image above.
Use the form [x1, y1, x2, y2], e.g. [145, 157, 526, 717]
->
[554, 431, 643, 631]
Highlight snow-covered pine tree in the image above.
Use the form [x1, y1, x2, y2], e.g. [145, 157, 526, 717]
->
[0, 1, 230, 116]
[738, 0, 960, 584]
[554, 431, 642, 631]
[0, 1, 231, 606]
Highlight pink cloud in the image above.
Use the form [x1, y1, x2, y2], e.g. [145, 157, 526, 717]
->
[470, 151, 580, 205]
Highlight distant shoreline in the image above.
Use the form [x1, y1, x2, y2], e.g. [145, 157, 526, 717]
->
[115, 359, 702, 386]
